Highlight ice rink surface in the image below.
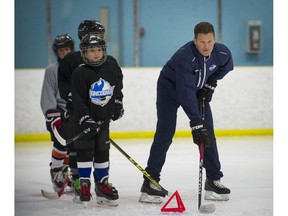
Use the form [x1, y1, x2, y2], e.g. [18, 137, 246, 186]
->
[15, 136, 272, 216]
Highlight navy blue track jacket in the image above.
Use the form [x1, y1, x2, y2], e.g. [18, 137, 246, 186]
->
[157, 41, 233, 121]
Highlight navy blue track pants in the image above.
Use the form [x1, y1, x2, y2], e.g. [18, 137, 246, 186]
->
[145, 88, 224, 182]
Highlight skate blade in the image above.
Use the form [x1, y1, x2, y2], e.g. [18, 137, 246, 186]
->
[96, 196, 118, 207]
[204, 191, 229, 201]
[138, 193, 163, 204]
[72, 195, 83, 204]
[199, 204, 216, 213]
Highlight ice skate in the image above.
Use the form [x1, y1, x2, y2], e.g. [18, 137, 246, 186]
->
[79, 178, 92, 206]
[50, 165, 65, 192]
[204, 179, 230, 201]
[95, 177, 119, 207]
[139, 179, 166, 204]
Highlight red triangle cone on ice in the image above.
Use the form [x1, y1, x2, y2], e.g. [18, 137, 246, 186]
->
[160, 190, 186, 212]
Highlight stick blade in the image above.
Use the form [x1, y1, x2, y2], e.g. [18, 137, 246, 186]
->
[41, 189, 60, 200]
[199, 204, 216, 214]
[166, 190, 174, 197]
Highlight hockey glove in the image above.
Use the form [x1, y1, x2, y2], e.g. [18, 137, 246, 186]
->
[197, 79, 217, 103]
[111, 99, 124, 121]
[45, 109, 62, 133]
[190, 119, 211, 148]
[79, 115, 103, 133]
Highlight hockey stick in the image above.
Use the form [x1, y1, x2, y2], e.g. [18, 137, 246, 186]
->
[109, 139, 171, 197]
[41, 126, 92, 199]
[41, 124, 91, 200]
[197, 100, 216, 213]
[52, 124, 170, 196]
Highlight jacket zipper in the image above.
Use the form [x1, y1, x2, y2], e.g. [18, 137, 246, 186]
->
[197, 57, 207, 89]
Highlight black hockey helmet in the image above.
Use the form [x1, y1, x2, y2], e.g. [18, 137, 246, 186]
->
[80, 33, 107, 67]
[78, 20, 105, 40]
[52, 34, 75, 56]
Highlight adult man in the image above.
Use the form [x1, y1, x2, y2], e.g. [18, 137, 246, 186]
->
[139, 22, 233, 203]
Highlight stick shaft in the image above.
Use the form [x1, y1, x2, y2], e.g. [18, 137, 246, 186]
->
[53, 126, 91, 146]
[198, 100, 205, 209]
[198, 140, 204, 209]
[109, 138, 168, 195]
[66, 128, 91, 145]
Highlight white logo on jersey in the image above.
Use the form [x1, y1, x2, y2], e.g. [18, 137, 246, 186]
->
[89, 78, 115, 107]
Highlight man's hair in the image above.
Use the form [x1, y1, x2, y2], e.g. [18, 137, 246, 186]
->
[194, 22, 215, 39]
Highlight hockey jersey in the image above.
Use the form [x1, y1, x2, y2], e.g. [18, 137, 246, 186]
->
[58, 51, 121, 110]
[71, 59, 123, 136]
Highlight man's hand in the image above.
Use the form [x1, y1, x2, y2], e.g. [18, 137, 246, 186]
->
[197, 79, 217, 103]
[190, 119, 211, 148]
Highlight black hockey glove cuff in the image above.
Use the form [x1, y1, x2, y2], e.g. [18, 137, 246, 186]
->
[111, 99, 124, 121]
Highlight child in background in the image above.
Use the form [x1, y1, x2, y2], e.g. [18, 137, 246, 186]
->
[40, 34, 75, 192]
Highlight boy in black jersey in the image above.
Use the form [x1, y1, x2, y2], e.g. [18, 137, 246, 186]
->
[71, 34, 124, 206]
[58, 20, 123, 202]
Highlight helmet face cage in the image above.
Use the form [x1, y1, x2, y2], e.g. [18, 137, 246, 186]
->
[52, 34, 75, 56]
[78, 20, 105, 40]
[80, 34, 107, 67]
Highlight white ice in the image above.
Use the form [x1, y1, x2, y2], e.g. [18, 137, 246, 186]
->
[15, 136, 272, 216]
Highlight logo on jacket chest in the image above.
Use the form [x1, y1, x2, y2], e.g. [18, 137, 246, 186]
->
[209, 64, 217, 71]
[194, 64, 217, 73]
[89, 78, 115, 107]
